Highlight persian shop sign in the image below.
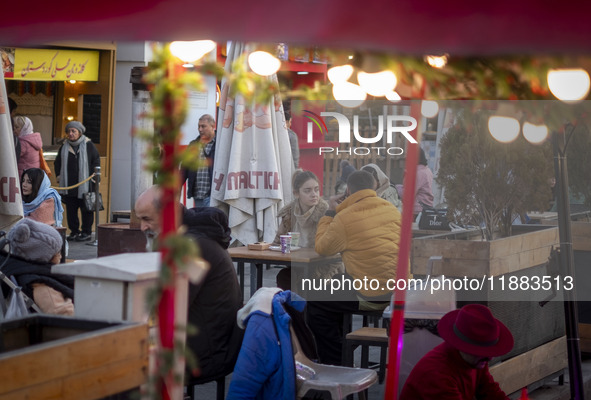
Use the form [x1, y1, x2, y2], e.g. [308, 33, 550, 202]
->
[1, 47, 99, 81]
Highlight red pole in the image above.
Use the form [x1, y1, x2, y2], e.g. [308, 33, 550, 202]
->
[383, 101, 421, 399]
[158, 143, 179, 400]
[157, 57, 181, 400]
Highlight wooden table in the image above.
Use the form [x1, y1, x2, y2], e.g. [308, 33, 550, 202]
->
[228, 247, 340, 299]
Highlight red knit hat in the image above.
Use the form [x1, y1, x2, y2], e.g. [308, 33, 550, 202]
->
[437, 304, 514, 357]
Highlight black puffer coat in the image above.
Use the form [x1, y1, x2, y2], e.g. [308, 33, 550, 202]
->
[182, 207, 243, 383]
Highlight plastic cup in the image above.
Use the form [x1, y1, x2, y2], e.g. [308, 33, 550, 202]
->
[280, 235, 292, 254]
[288, 232, 300, 247]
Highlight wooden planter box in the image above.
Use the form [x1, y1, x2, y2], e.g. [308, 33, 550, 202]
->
[412, 225, 559, 278]
[490, 335, 567, 396]
[0, 315, 149, 400]
[542, 219, 591, 352]
[569, 222, 591, 352]
[411, 225, 566, 392]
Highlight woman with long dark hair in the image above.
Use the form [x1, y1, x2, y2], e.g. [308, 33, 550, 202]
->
[274, 170, 343, 289]
[21, 167, 64, 227]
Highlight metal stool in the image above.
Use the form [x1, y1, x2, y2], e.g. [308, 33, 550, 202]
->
[341, 310, 384, 365]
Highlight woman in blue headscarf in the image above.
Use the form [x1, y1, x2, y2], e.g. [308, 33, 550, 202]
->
[21, 168, 64, 227]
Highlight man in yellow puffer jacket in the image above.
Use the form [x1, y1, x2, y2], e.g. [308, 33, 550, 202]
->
[307, 170, 402, 365]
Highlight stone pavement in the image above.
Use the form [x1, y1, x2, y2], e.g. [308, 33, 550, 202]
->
[66, 233, 591, 399]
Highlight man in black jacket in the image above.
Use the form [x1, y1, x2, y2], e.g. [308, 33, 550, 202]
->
[134, 186, 243, 384]
[182, 114, 216, 208]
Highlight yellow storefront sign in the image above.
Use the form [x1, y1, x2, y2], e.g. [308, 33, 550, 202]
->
[5, 48, 99, 81]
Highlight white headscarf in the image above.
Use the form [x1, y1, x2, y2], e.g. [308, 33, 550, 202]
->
[14, 116, 34, 137]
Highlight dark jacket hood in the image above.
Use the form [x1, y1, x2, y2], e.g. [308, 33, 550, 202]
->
[182, 206, 232, 249]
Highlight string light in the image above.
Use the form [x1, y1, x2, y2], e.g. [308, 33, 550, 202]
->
[248, 51, 281, 76]
[522, 122, 549, 144]
[357, 70, 397, 97]
[421, 101, 439, 118]
[332, 82, 367, 108]
[488, 116, 520, 143]
[170, 40, 216, 63]
[425, 55, 448, 69]
[327, 65, 353, 84]
[547, 68, 590, 102]
[385, 91, 401, 102]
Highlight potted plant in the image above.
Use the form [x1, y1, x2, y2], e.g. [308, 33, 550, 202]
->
[411, 103, 566, 395]
[436, 105, 555, 239]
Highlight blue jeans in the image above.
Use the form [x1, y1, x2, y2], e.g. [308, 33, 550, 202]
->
[193, 196, 210, 208]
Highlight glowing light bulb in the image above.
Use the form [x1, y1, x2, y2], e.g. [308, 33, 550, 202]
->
[421, 101, 439, 118]
[69, 80, 76, 84]
[547, 69, 590, 102]
[327, 65, 353, 84]
[425, 55, 448, 69]
[66, 115, 74, 121]
[170, 40, 216, 63]
[248, 51, 281, 76]
[523, 122, 549, 144]
[357, 70, 397, 97]
[488, 116, 520, 143]
[332, 82, 367, 108]
[385, 91, 401, 102]
[68, 97, 76, 102]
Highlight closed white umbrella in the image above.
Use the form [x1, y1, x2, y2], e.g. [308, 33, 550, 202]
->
[0, 73, 23, 231]
[211, 42, 293, 245]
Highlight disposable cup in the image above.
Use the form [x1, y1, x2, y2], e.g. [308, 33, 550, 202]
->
[280, 235, 292, 254]
[288, 232, 300, 247]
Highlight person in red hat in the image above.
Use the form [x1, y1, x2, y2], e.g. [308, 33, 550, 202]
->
[400, 304, 514, 399]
